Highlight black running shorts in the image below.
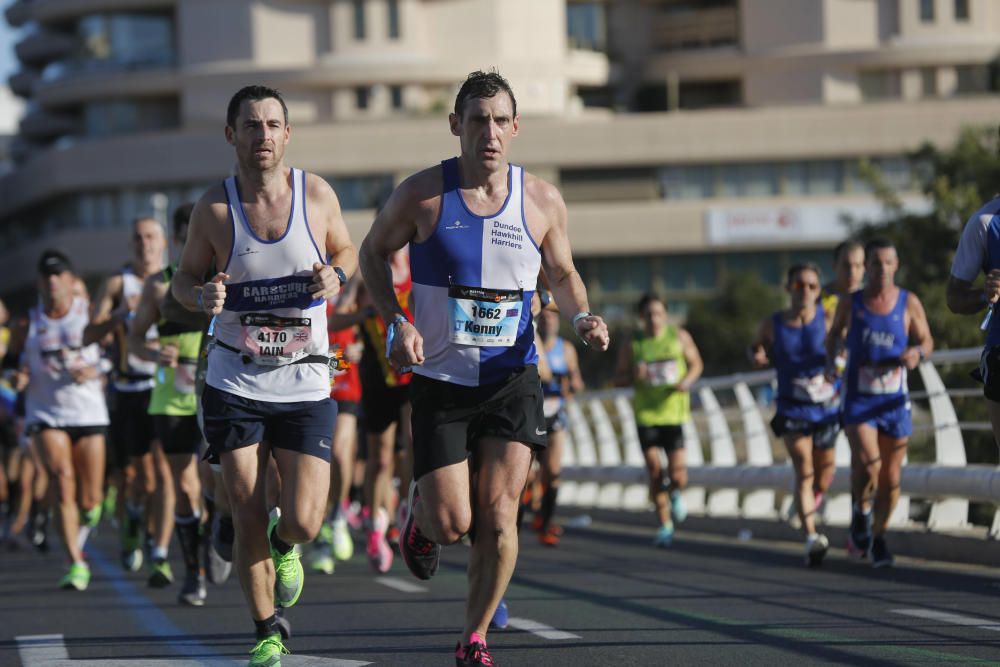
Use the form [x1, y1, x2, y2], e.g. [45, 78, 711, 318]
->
[409, 365, 547, 481]
[108, 388, 156, 462]
[153, 414, 204, 456]
[770, 414, 840, 450]
[201, 384, 337, 462]
[976, 345, 1000, 402]
[28, 422, 107, 442]
[637, 424, 685, 452]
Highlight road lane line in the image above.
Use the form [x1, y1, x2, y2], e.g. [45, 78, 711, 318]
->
[375, 576, 428, 593]
[891, 608, 1000, 632]
[17, 634, 69, 664]
[506, 617, 581, 640]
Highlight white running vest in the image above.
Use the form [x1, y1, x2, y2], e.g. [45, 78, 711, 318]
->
[113, 268, 158, 392]
[24, 297, 110, 429]
[207, 168, 330, 403]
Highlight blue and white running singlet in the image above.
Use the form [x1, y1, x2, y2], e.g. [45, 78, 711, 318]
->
[771, 308, 839, 423]
[409, 158, 542, 387]
[843, 289, 910, 422]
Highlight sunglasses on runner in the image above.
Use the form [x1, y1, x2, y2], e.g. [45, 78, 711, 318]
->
[791, 280, 820, 291]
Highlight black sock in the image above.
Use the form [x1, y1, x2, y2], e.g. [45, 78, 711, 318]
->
[269, 525, 293, 555]
[539, 485, 559, 530]
[175, 514, 201, 573]
[254, 614, 279, 640]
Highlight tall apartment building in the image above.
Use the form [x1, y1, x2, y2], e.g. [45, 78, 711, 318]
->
[2, 0, 998, 316]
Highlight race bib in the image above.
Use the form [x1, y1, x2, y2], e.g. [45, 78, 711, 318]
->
[173, 357, 198, 395]
[791, 374, 836, 404]
[448, 285, 523, 347]
[858, 364, 904, 395]
[240, 313, 312, 366]
[543, 396, 564, 418]
[646, 359, 680, 387]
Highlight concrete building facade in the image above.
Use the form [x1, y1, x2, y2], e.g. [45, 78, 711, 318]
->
[2, 0, 999, 316]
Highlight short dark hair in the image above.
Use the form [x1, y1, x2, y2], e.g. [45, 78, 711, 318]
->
[454, 70, 517, 119]
[226, 85, 289, 129]
[172, 202, 195, 237]
[832, 239, 863, 262]
[637, 292, 666, 314]
[786, 262, 822, 285]
[38, 249, 73, 276]
[864, 237, 895, 259]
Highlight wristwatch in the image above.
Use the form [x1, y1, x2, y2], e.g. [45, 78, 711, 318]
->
[385, 314, 408, 359]
[333, 266, 348, 287]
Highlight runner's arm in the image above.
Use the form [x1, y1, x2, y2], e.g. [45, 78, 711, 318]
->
[83, 274, 126, 345]
[563, 342, 585, 395]
[749, 316, 773, 369]
[613, 332, 635, 387]
[825, 296, 851, 376]
[173, 198, 223, 313]
[901, 293, 934, 370]
[310, 174, 358, 299]
[946, 274, 997, 315]
[677, 328, 703, 391]
[128, 276, 164, 364]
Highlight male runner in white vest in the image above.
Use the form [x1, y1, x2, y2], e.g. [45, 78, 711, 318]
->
[172, 85, 357, 667]
[360, 70, 610, 667]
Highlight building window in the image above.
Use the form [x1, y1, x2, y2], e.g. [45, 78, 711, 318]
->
[323, 174, 394, 210]
[390, 85, 403, 110]
[954, 0, 970, 21]
[859, 70, 901, 100]
[955, 64, 990, 95]
[354, 87, 370, 110]
[353, 0, 366, 40]
[387, 0, 400, 39]
[920, 0, 934, 22]
[920, 67, 937, 97]
[566, 2, 606, 51]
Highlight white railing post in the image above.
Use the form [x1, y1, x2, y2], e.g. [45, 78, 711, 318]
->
[918, 360, 969, 530]
[587, 399, 626, 509]
[733, 382, 776, 518]
[681, 419, 706, 515]
[614, 396, 653, 509]
[698, 386, 739, 516]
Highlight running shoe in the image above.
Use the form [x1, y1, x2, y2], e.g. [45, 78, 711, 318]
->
[669, 490, 688, 524]
[805, 533, 829, 568]
[342, 499, 363, 531]
[386, 524, 401, 547]
[653, 522, 674, 548]
[213, 514, 235, 562]
[490, 598, 509, 630]
[59, 561, 91, 591]
[399, 481, 441, 581]
[455, 632, 495, 666]
[538, 525, 560, 547]
[309, 545, 335, 575]
[102, 485, 118, 522]
[847, 506, 873, 558]
[178, 570, 207, 606]
[204, 529, 232, 585]
[366, 508, 393, 574]
[248, 634, 288, 667]
[268, 514, 304, 608]
[869, 535, 895, 568]
[530, 514, 545, 532]
[120, 513, 143, 572]
[148, 559, 175, 588]
[331, 517, 353, 561]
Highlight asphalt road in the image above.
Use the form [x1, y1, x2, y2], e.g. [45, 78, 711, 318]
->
[2, 514, 999, 666]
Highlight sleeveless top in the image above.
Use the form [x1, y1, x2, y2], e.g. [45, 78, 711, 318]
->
[843, 288, 910, 419]
[112, 267, 157, 392]
[409, 158, 541, 387]
[149, 266, 203, 416]
[541, 336, 569, 417]
[327, 301, 362, 403]
[632, 325, 689, 427]
[207, 168, 330, 403]
[771, 307, 839, 423]
[359, 272, 413, 388]
[24, 297, 109, 428]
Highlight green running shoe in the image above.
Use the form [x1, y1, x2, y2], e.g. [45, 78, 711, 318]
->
[331, 518, 354, 562]
[80, 506, 101, 528]
[102, 485, 117, 521]
[59, 561, 91, 591]
[268, 514, 303, 608]
[309, 545, 335, 575]
[248, 633, 288, 667]
[148, 559, 175, 588]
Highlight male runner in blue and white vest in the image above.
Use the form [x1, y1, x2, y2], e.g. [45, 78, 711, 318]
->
[172, 85, 357, 667]
[359, 70, 610, 667]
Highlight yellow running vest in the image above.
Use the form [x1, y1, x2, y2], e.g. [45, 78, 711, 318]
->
[632, 325, 689, 426]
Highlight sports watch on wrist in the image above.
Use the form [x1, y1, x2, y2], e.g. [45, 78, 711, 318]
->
[333, 266, 348, 286]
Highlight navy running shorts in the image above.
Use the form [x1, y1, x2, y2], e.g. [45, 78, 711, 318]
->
[637, 424, 685, 452]
[200, 384, 337, 462]
[843, 401, 912, 439]
[153, 414, 204, 456]
[770, 414, 840, 449]
[409, 365, 547, 481]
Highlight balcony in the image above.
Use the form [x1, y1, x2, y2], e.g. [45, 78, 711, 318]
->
[653, 6, 740, 52]
[20, 107, 79, 141]
[15, 30, 77, 67]
[4, 0, 31, 28]
[8, 69, 39, 98]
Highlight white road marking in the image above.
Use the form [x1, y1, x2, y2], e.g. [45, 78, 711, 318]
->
[506, 617, 581, 640]
[891, 608, 1000, 632]
[375, 576, 428, 593]
[16, 634, 371, 666]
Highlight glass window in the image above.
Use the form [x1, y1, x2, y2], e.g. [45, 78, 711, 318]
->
[806, 161, 842, 195]
[724, 252, 783, 285]
[566, 3, 606, 51]
[955, 64, 989, 94]
[920, 0, 935, 21]
[716, 163, 778, 198]
[390, 85, 403, 110]
[355, 86, 370, 110]
[859, 70, 901, 100]
[353, 0, 366, 40]
[76, 13, 175, 72]
[954, 0, 969, 21]
[663, 255, 718, 290]
[660, 165, 715, 200]
[845, 160, 875, 195]
[83, 97, 179, 138]
[782, 163, 807, 196]
[592, 257, 653, 292]
[323, 174, 393, 210]
[920, 67, 937, 96]
[874, 157, 913, 191]
[387, 0, 400, 38]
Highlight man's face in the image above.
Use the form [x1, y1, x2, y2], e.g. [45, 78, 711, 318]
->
[39, 269, 73, 303]
[837, 246, 865, 291]
[449, 92, 518, 171]
[132, 218, 165, 267]
[866, 247, 898, 287]
[640, 300, 668, 334]
[787, 268, 821, 310]
[226, 98, 290, 173]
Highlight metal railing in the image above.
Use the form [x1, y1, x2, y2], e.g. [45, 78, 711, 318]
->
[559, 347, 1000, 538]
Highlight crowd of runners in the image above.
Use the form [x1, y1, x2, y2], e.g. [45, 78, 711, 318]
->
[14, 68, 1000, 667]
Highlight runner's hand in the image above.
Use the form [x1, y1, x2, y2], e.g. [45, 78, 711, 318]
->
[986, 269, 1000, 304]
[574, 314, 610, 352]
[900, 346, 922, 370]
[310, 263, 341, 300]
[158, 342, 179, 368]
[389, 321, 424, 371]
[200, 273, 229, 315]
